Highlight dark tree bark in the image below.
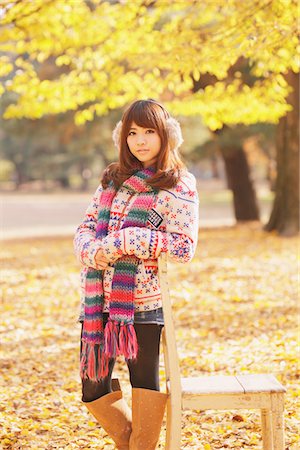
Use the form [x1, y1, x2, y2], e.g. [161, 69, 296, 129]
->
[264, 71, 299, 236]
[14, 164, 26, 190]
[210, 154, 220, 178]
[220, 144, 260, 221]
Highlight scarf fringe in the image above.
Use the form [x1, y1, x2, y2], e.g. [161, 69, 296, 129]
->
[104, 320, 119, 358]
[119, 322, 138, 359]
[103, 320, 138, 360]
[80, 322, 138, 382]
[80, 341, 109, 381]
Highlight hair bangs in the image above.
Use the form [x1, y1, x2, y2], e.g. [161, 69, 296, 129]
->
[124, 100, 166, 135]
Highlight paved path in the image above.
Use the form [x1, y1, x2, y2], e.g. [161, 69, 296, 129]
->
[1, 188, 272, 240]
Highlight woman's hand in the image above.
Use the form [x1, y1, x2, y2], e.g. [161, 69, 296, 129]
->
[94, 248, 110, 270]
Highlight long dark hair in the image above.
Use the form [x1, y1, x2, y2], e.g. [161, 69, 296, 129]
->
[102, 99, 187, 190]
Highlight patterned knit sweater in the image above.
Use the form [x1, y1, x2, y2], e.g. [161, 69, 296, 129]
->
[74, 171, 199, 321]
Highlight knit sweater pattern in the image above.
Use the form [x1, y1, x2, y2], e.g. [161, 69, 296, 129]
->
[74, 171, 199, 321]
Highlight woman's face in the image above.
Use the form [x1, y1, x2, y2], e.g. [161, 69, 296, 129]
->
[127, 122, 161, 168]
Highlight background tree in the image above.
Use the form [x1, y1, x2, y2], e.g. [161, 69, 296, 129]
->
[264, 70, 299, 236]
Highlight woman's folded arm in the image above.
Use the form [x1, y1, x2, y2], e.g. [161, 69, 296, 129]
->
[100, 175, 199, 263]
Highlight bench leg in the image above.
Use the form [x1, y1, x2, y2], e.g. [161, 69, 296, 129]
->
[261, 409, 273, 450]
[165, 396, 181, 450]
[272, 410, 285, 450]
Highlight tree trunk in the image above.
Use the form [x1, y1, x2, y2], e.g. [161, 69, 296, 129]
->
[220, 145, 260, 221]
[14, 163, 27, 190]
[264, 71, 299, 236]
[210, 154, 220, 178]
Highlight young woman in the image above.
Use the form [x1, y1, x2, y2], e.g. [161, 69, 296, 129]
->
[74, 99, 199, 449]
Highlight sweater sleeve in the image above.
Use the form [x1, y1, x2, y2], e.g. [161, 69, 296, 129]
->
[73, 184, 104, 268]
[151, 177, 199, 263]
[100, 173, 199, 263]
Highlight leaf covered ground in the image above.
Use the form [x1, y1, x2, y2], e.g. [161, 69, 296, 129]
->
[0, 224, 299, 449]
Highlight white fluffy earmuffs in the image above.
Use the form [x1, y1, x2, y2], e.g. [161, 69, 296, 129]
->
[112, 116, 184, 152]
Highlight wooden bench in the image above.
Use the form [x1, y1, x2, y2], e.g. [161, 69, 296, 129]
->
[158, 253, 286, 450]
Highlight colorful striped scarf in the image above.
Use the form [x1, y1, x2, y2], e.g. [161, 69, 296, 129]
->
[80, 167, 158, 381]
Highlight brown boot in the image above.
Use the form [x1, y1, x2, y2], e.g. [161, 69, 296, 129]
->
[84, 386, 132, 450]
[129, 388, 167, 449]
